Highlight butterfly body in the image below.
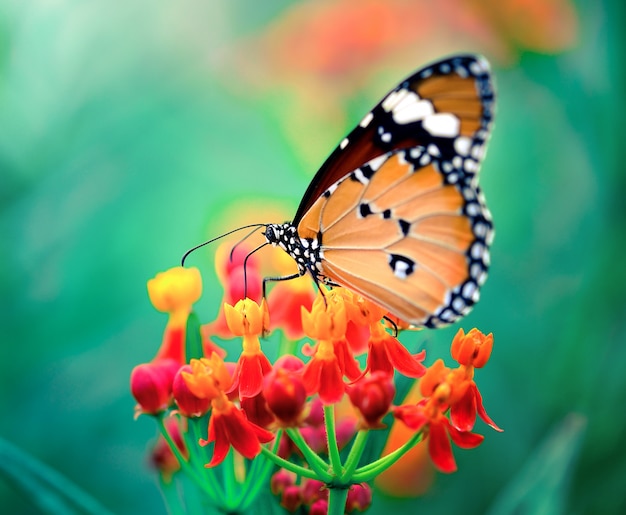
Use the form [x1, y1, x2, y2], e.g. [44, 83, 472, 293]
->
[264, 54, 495, 327]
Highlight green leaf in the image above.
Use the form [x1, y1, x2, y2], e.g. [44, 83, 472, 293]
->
[0, 436, 113, 515]
[185, 312, 204, 361]
[486, 414, 587, 515]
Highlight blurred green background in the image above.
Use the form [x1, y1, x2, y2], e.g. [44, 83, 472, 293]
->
[1, 0, 625, 513]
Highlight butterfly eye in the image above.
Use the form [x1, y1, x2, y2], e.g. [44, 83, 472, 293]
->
[264, 226, 276, 243]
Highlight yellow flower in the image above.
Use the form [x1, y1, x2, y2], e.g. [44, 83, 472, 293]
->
[148, 266, 202, 318]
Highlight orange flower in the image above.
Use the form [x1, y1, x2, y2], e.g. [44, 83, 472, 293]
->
[301, 292, 361, 404]
[449, 329, 501, 432]
[181, 353, 233, 401]
[224, 298, 273, 398]
[451, 328, 493, 368]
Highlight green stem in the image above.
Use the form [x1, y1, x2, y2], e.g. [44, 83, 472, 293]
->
[186, 417, 220, 500]
[340, 430, 369, 482]
[222, 449, 236, 510]
[237, 431, 283, 512]
[352, 431, 423, 482]
[157, 474, 186, 515]
[327, 486, 349, 515]
[285, 428, 331, 479]
[258, 446, 320, 481]
[155, 415, 217, 500]
[277, 331, 298, 357]
[324, 405, 343, 476]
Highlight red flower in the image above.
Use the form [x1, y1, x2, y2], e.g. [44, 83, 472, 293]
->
[450, 381, 501, 433]
[201, 395, 274, 467]
[364, 323, 426, 378]
[394, 400, 483, 473]
[302, 340, 346, 404]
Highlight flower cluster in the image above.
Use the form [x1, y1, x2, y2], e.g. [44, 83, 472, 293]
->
[131, 251, 500, 514]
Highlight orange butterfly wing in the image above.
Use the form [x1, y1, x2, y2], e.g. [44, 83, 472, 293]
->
[297, 150, 492, 327]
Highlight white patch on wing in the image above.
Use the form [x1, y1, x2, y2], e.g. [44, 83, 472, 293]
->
[422, 113, 460, 137]
[368, 154, 388, 171]
[454, 136, 472, 156]
[360, 112, 374, 128]
[393, 98, 435, 125]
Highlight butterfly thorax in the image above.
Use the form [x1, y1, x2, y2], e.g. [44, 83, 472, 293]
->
[264, 223, 324, 279]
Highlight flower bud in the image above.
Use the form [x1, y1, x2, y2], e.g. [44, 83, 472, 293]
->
[264, 367, 307, 426]
[131, 359, 180, 415]
[270, 469, 295, 496]
[347, 371, 395, 428]
[301, 479, 327, 505]
[172, 365, 211, 417]
[309, 499, 329, 515]
[451, 328, 493, 368]
[149, 418, 187, 482]
[280, 485, 302, 512]
[345, 483, 372, 513]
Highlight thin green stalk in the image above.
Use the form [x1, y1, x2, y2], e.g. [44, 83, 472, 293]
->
[222, 449, 237, 510]
[324, 405, 343, 476]
[285, 427, 331, 478]
[157, 475, 186, 515]
[186, 417, 220, 501]
[237, 431, 283, 512]
[155, 415, 208, 491]
[277, 331, 298, 357]
[340, 430, 369, 482]
[258, 446, 320, 481]
[352, 431, 423, 482]
[327, 486, 349, 515]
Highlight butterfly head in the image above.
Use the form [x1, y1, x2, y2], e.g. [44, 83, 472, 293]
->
[264, 222, 324, 279]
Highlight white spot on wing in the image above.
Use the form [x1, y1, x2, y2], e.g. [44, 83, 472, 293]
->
[360, 112, 374, 128]
[368, 154, 388, 171]
[382, 89, 408, 112]
[422, 113, 460, 137]
[454, 136, 472, 156]
[340, 138, 349, 149]
[393, 260, 410, 279]
[393, 98, 435, 125]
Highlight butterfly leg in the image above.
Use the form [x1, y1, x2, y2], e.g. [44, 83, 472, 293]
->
[262, 272, 304, 301]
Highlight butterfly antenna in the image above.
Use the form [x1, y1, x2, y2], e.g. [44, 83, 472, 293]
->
[242, 242, 270, 299]
[181, 223, 266, 266]
[383, 315, 399, 337]
[229, 225, 265, 263]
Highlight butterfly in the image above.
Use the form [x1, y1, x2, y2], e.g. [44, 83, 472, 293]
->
[261, 55, 495, 328]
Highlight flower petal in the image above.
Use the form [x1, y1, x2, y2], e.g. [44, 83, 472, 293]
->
[428, 420, 457, 473]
